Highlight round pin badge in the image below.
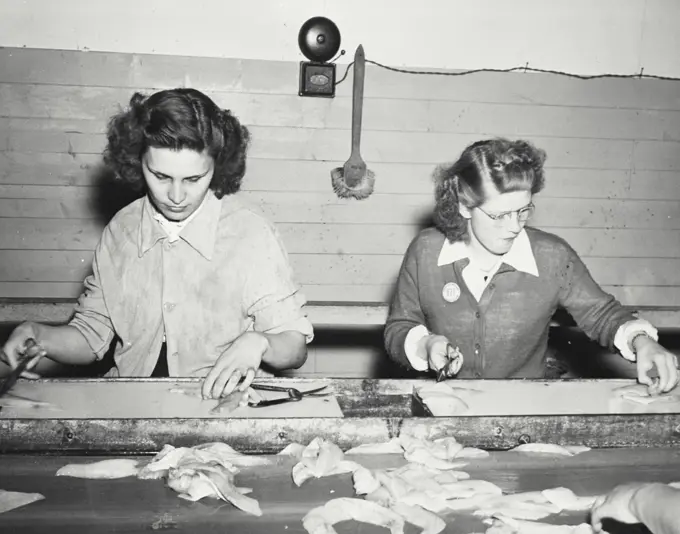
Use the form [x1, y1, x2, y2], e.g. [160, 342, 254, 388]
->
[442, 282, 461, 303]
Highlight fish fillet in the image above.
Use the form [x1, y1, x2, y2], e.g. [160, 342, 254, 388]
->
[302, 498, 405, 534]
[457, 447, 490, 459]
[541, 488, 598, 511]
[137, 442, 268, 480]
[474, 495, 561, 521]
[363, 467, 451, 514]
[394, 467, 449, 493]
[440, 479, 503, 500]
[375, 471, 415, 501]
[168, 386, 202, 398]
[292, 438, 361, 486]
[485, 515, 594, 534]
[55, 459, 139, 479]
[365, 486, 394, 507]
[434, 470, 471, 483]
[0, 489, 45, 514]
[278, 442, 307, 459]
[446, 493, 502, 511]
[138, 444, 264, 515]
[421, 395, 470, 415]
[398, 490, 450, 514]
[511, 444, 590, 456]
[390, 503, 447, 534]
[418, 383, 482, 397]
[417, 382, 482, 416]
[345, 439, 404, 455]
[353, 466, 382, 495]
[404, 447, 468, 470]
[611, 384, 680, 405]
[167, 462, 262, 516]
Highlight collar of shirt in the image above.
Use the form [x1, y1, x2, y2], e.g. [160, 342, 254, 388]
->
[138, 191, 221, 260]
[436, 228, 539, 277]
[152, 193, 208, 243]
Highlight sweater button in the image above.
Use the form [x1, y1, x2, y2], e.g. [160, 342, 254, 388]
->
[475, 312, 481, 319]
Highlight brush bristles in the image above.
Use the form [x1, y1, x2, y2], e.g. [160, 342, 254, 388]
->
[330, 168, 376, 200]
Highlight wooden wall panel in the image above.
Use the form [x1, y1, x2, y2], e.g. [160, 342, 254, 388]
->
[4, 83, 680, 141]
[1, 47, 679, 312]
[3, 249, 680, 288]
[5, 218, 680, 259]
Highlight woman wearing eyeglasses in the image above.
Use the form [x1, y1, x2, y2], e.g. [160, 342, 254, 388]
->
[384, 138, 679, 391]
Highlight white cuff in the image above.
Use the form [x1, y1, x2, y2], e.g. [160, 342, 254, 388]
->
[404, 325, 430, 372]
[614, 319, 658, 362]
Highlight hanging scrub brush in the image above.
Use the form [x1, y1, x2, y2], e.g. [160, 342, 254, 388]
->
[331, 45, 375, 200]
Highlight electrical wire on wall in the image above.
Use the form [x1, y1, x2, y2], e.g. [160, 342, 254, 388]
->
[334, 58, 680, 85]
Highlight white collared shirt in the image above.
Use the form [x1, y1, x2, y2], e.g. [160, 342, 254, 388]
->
[404, 229, 657, 371]
[437, 228, 538, 301]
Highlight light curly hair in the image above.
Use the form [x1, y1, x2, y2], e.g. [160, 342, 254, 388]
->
[433, 138, 546, 242]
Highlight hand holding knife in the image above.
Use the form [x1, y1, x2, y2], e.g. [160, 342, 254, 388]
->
[436, 344, 464, 382]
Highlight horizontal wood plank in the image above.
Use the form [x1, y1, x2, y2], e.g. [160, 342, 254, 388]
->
[1, 121, 676, 172]
[0, 156, 652, 201]
[4, 218, 680, 259]
[2, 280, 680, 307]
[2, 192, 680, 229]
[2, 120, 656, 171]
[2, 301, 680, 329]
[2, 249, 680, 288]
[0, 282, 84, 299]
[3, 157, 680, 201]
[2, 83, 679, 141]
[634, 140, 680, 172]
[1, 48, 679, 111]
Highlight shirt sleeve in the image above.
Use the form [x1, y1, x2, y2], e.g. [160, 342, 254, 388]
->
[263, 316, 314, 344]
[68, 240, 115, 360]
[242, 221, 313, 341]
[557, 242, 637, 353]
[384, 239, 428, 369]
[404, 324, 430, 371]
[613, 318, 659, 362]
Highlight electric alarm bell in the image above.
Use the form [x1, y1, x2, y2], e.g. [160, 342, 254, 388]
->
[298, 16, 341, 97]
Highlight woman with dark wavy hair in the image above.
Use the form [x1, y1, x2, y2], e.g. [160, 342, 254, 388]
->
[384, 138, 678, 391]
[2, 88, 313, 400]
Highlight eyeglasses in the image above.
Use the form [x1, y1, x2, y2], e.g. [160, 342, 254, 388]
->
[476, 202, 535, 224]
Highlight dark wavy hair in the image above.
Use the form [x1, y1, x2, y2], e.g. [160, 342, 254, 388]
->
[433, 138, 546, 242]
[103, 88, 250, 198]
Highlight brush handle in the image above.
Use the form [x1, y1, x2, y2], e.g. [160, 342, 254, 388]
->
[350, 45, 365, 156]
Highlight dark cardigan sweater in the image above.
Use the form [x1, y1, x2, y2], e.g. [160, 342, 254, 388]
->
[384, 226, 635, 378]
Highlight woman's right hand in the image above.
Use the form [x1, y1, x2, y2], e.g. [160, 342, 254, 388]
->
[423, 334, 463, 376]
[0, 322, 45, 379]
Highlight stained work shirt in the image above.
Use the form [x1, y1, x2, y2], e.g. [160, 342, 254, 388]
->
[69, 191, 313, 377]
[384, 227, 655, 379]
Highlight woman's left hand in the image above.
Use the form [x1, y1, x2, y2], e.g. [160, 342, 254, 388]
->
[202, 332, 270, 400]
[634, 337, 679, 394]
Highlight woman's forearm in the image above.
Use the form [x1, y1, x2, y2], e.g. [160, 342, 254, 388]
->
[34, 323, 98, 366]
[260, 331, 307, 370]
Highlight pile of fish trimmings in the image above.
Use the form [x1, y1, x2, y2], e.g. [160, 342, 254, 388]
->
[3, 435, 677, 534]
[279, 436, 598, 534]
